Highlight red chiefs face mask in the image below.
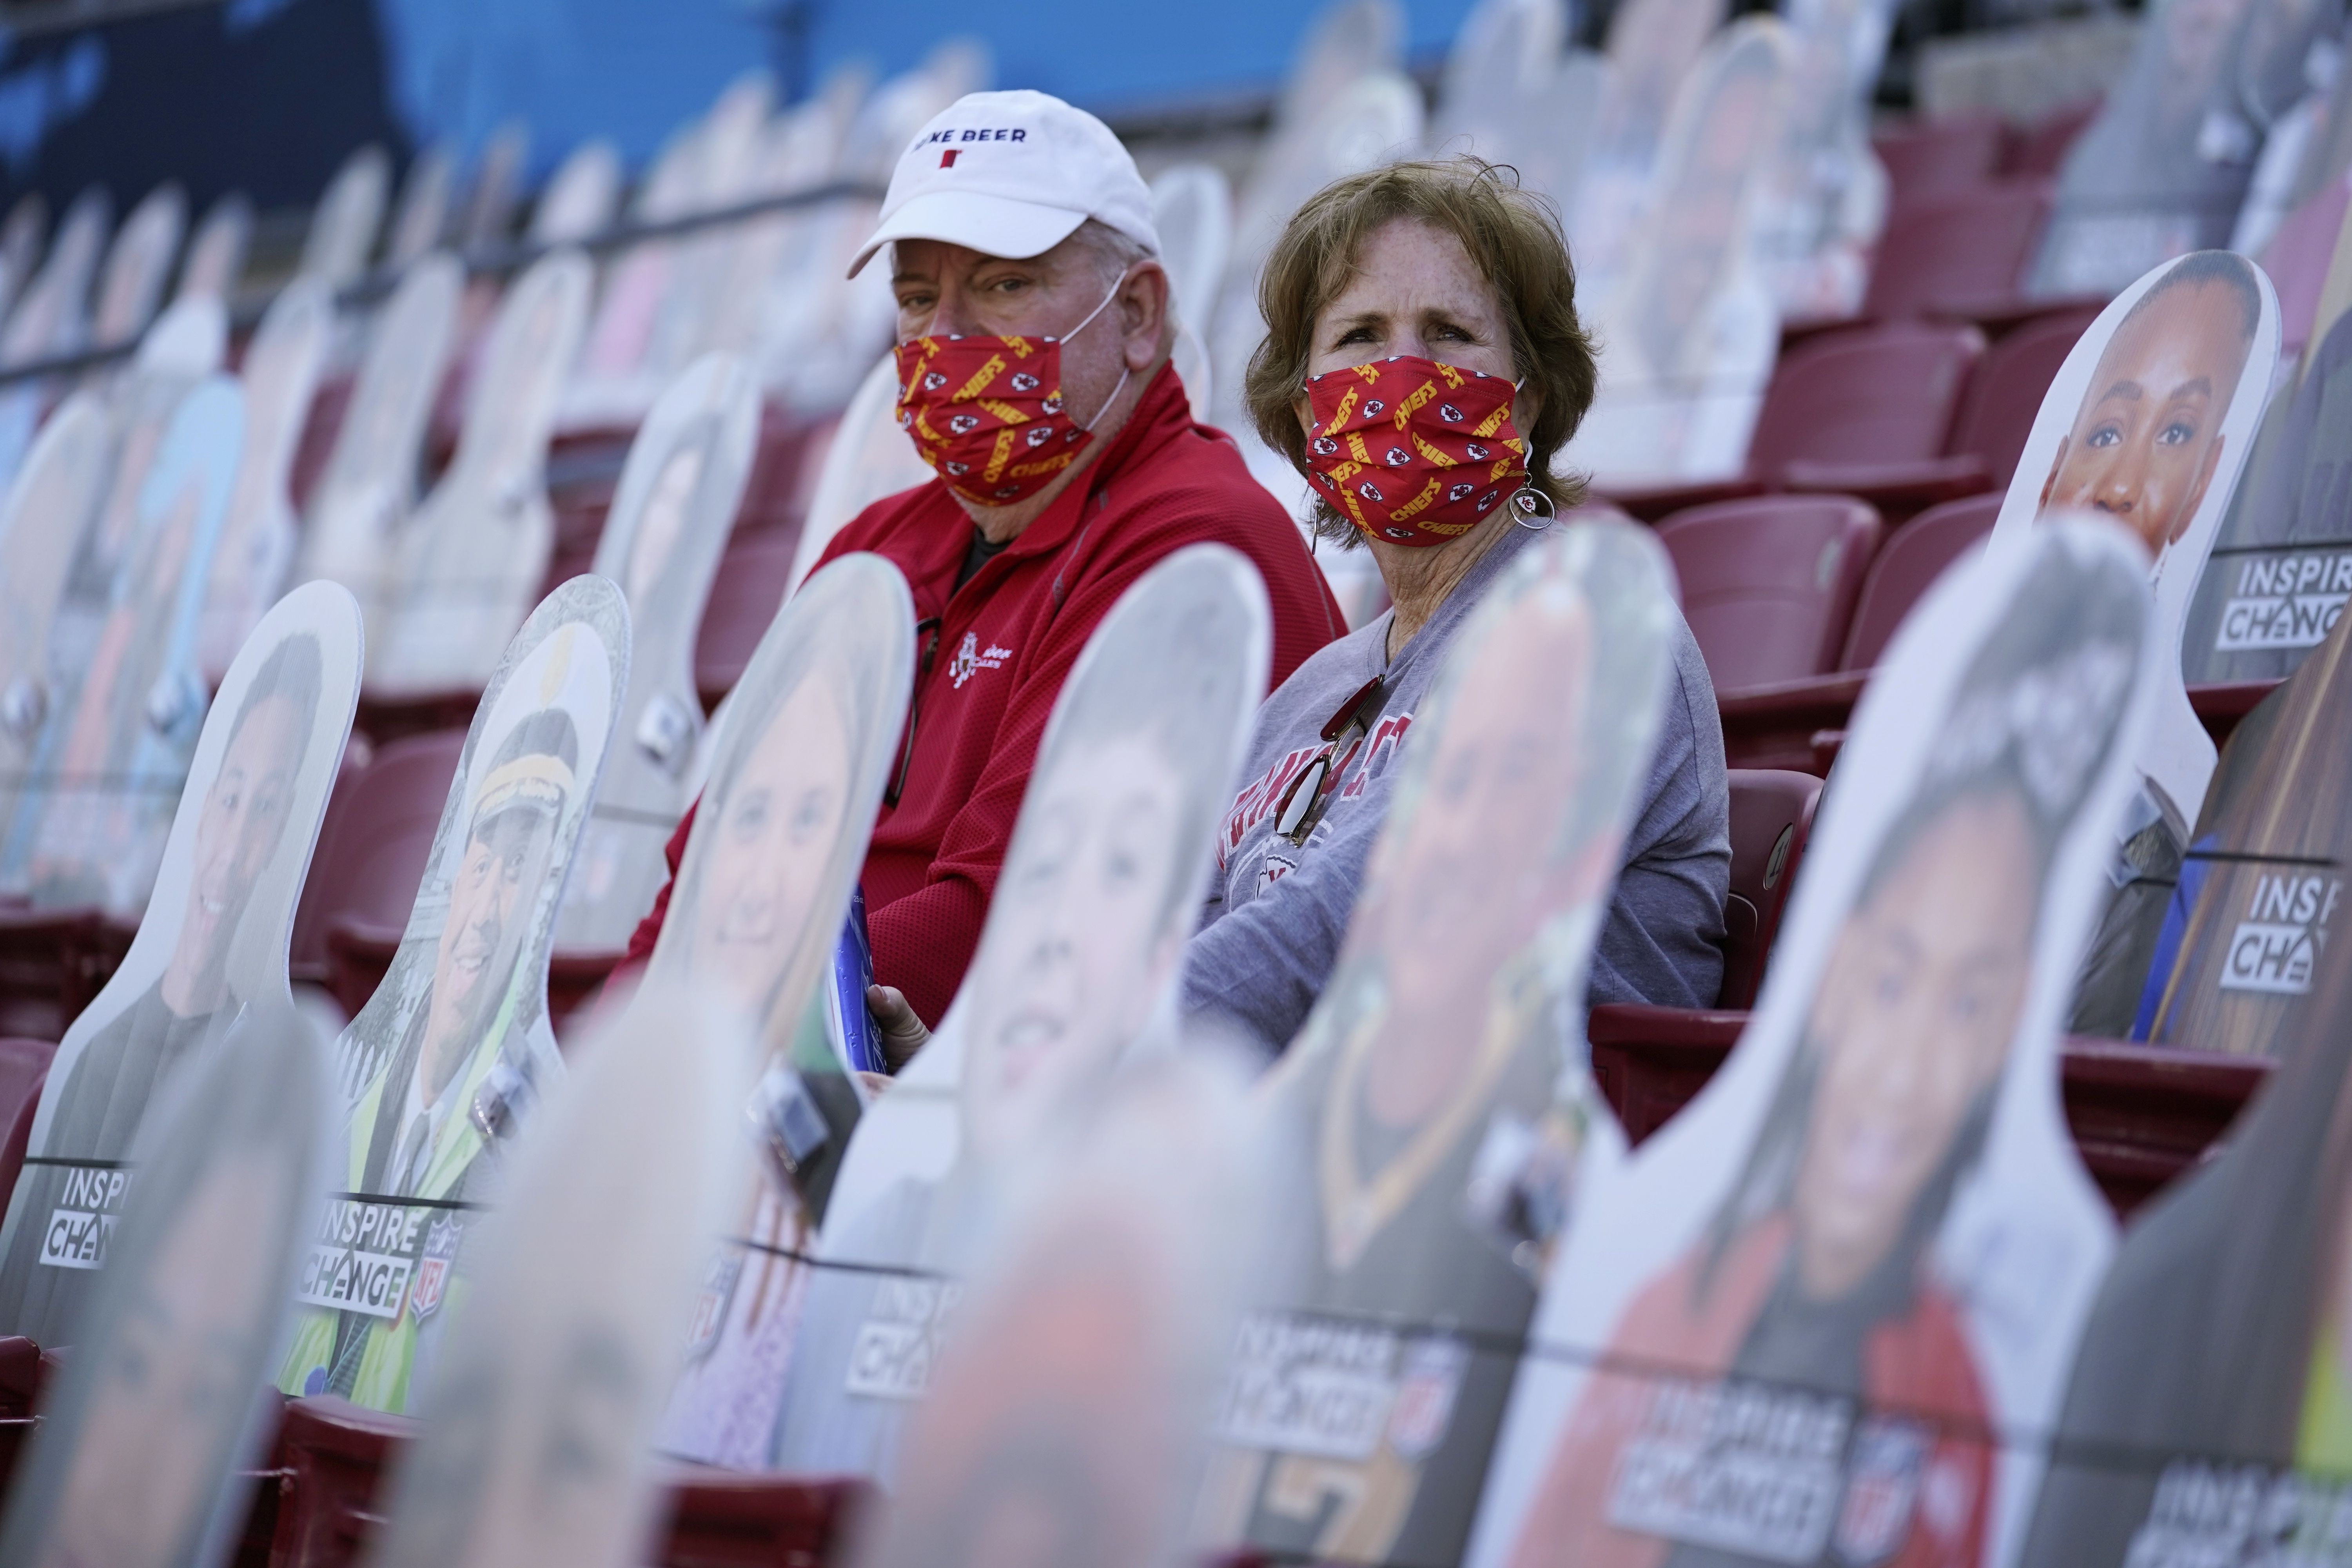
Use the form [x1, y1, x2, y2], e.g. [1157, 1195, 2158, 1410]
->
[895, 282, 1129, 507]
[1300, 356, 1530, 546]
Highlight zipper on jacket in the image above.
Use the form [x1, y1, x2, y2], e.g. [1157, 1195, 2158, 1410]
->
[886, 618, 941, 808]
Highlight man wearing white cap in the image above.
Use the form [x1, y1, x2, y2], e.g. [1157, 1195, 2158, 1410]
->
[628, 89, 1339, 1038]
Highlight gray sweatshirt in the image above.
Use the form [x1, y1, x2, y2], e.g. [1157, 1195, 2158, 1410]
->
[1180, 517, 1730, 1055]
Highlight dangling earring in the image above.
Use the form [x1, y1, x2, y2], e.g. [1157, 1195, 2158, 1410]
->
[1510, 484, 1555, 530]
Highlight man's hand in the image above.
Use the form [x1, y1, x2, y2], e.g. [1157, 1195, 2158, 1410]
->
[867, 984, 931, 1071]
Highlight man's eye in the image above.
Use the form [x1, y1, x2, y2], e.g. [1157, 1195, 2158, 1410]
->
[2158, 419, 2197, 446]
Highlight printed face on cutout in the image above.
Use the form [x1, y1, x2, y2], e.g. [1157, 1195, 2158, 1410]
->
[2038, 278, 2256, 563]
[965, 734, 1187, 1165]
[1375, 602, 1598, 1035]
[465, 1327, 640, 1565]
[687, 673, 853, 1018]
[1792, 788, 2036, 1299]
[422, 803, 555, 1101]
[623, 441, 708, 602]
[45, 1152, 280, 1568]
[169, 691, 303, 1013]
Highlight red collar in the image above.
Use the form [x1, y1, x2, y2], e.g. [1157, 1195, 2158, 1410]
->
[987, 359, 1196, 561]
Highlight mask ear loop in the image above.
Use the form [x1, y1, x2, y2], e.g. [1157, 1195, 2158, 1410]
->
[1065, 272, 1136, 434]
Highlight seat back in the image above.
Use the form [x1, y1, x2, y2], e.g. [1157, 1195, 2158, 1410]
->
[0, 1053, 51, 1219]
[1862, 183, 2052, 320]
[1945, 304, 2103, 486]
[1837, 493, 2002, 670]
[1719, 770, 1824, 1009]
[694, 528, 796, 704]
[1874, 114, 2005, 212]
[2001, 100, 2099, 178]
[288, 745, 374, 983]
[290, 730, 466, 960]
[1746, 322, 1985, 476]
[1655, 494, 1884, 691]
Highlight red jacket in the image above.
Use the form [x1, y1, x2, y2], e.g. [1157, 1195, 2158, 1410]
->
[629, 363, 1342, 1023]
[1504, 1213, 1991, 1568]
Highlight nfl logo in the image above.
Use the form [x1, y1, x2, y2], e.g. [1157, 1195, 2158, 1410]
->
[410, 1214, 463, 1321]
[1835, 1417, 1928, 1566]
[1386, 1336, 1470, 1460]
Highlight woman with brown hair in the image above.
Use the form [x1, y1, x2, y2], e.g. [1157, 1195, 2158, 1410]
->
[1179, 156, 1730, 1057]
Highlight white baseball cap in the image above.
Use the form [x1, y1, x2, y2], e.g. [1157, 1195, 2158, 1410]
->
[848, 89, 1160, 278]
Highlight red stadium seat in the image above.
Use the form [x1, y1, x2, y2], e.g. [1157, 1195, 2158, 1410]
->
[1874, 114, 2005, 211]
[1944, 304, 2102, 486]
[1718, 771, 1823, 1009]
[694, 527, 796, 708]
[0, 913, 132, 1043]
[289, 742, 374, 985]
[1862, 182, 2053, 323]
[1836, 493, 2001, 671]
[0, 1047, 53, 1214]
[1752, 322, 1990, 512]
[2261, 175, 2350, 366]
[1654, 494, 1884, 693]
[264, 1394, 869, 1568]
[298, 731, 466, 1020]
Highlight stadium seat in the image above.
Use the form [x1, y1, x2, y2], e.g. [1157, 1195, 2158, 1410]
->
[289, 742, 374, 985]
[1874, 113, 2005, 211]
[263, 1393, 871, 1568]
[287, 374, 355, 515]
[1586, 1004, 2269, 1218]
[694, 526, 797, 707]
[1753, 321, 1991, 511]
[1718, 770, 1823, 1009]
[0, 912, 132, 1043]
[0, 1334, 42, 1504]
[1653, 494, 1884, 693]
[1836, 492, 2001, 670]
[1861, 182, 2052, 322]
[1943, 303, 2102, 486]
[0, 1047, 53, 1212]
[2260, 174, 2350, 366]
[301, 730, 466, 1019]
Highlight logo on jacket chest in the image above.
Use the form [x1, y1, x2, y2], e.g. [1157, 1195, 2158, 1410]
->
[948, 630, 1015, 690]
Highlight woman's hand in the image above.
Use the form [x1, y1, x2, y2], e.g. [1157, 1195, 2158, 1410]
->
[867, 984, 931, 1071]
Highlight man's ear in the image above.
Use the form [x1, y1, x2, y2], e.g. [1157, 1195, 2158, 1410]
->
[2175, 432, 2226, 546]
[1120, 260, 1172, 372]
[2039, 436, 2067, 512]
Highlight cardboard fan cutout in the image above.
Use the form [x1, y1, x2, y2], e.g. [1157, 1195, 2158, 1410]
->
[1573, 17, 1793, 489]
[854, 1054, 1262, 1568]
[277, 577, 629, 1414]
[365, 986, 752, 1568]
[296, 250, 462, 632]
[556, 353, 758, 951]
[0, 393, 112, 849]
[461, 121, 530, 249]
[1752, 0, 1896, 319]
[1466, 519, 2158, 1568]
[0, 1005, 332, 1568]
[1568, 0, 1733, 301]
[92, 182, 186, 350]
[301, 144, 390, 288]
[0, 189, 109, 490]
[0, 582, 361, 1347]
[387, 143, 456, 269]
[2183, 298, 2352, 686]
[0, 376, 245, 913]
[2031, 0, 2335, 296]
[175, 193, 252, 307]
[371, 247, 591, 698]
[0, 192, 44, 328]
[2018, 813, 2352, 1564]
[787, 352, 938, 593]
[530, 140, 624, 247]
[1981, 251, 2279, 1035]
[2132, 607, 2352, 1051]
[1194, 522, 1677, 1568]
[762, 544, 1272, 1483]
[200, 276, 332, 681]
[639, 553, 915, 1468]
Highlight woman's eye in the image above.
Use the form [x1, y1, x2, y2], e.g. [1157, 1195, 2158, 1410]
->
[2158, 419, 2197, 446]
[1336, 326, 1377, 347]
[2086, 422, 2122, 449]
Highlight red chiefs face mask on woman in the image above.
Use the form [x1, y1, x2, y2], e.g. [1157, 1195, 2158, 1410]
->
[895, 281, 1131, 507]
[1300, 356, 1530, 546]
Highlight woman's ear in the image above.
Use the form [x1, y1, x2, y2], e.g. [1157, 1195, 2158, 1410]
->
[1293, 386, 1316, 440]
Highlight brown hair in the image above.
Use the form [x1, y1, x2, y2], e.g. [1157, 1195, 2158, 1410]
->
[1243, 158, 1597, 546]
